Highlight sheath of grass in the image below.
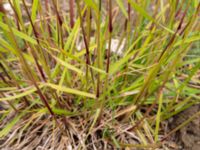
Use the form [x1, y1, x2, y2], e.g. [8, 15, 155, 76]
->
[0, 0, 199, 149]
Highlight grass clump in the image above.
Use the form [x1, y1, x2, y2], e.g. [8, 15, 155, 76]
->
[0, 0, 199, 149]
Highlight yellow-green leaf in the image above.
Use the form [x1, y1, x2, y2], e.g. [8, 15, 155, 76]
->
[52, 55, 84, 75]
[0, 22, 37, 44]
[43, 83, 96, 99]
[116, 0, 128, 18]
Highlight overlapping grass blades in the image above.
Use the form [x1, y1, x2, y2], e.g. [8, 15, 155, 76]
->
[0, 0, 199, 149]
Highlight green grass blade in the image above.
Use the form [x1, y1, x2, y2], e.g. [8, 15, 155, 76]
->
[42, 83, 96, 99]
[116, 0, 128, 18]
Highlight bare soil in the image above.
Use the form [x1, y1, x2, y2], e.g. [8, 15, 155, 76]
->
[169, 104, 200, 150]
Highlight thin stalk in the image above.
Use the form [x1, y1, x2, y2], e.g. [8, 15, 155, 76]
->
[7, 0, 22, 28]
[124, 1, 131, 31]
[106, 0, 112, 73]
[121, 1, 131, 89]
[155, 88, 163, 142]
[52, 0, 64, 48]
[52, 0, 63, 25]
[22, 0, 50, 81]
[86, 7, 92, 47]
[99, 0, 102, 11]
[85, 6, 94, 88]
[128, 2, 131, 20]
[98, 0, 113, 124]
[69, 0, 75, 28]
[22, 0, 39, 43]
[158, 3, 189, 62]
[76, 0, 95, 87]
[44, 0, 52, 37]
[96, 2, 101, 98]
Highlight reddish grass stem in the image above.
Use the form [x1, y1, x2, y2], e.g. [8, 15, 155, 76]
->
[76, 0, 95, 86]
[69, 0, 74, 28]
[106, 0, 112, 73]
[44, 0, 52, 37]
